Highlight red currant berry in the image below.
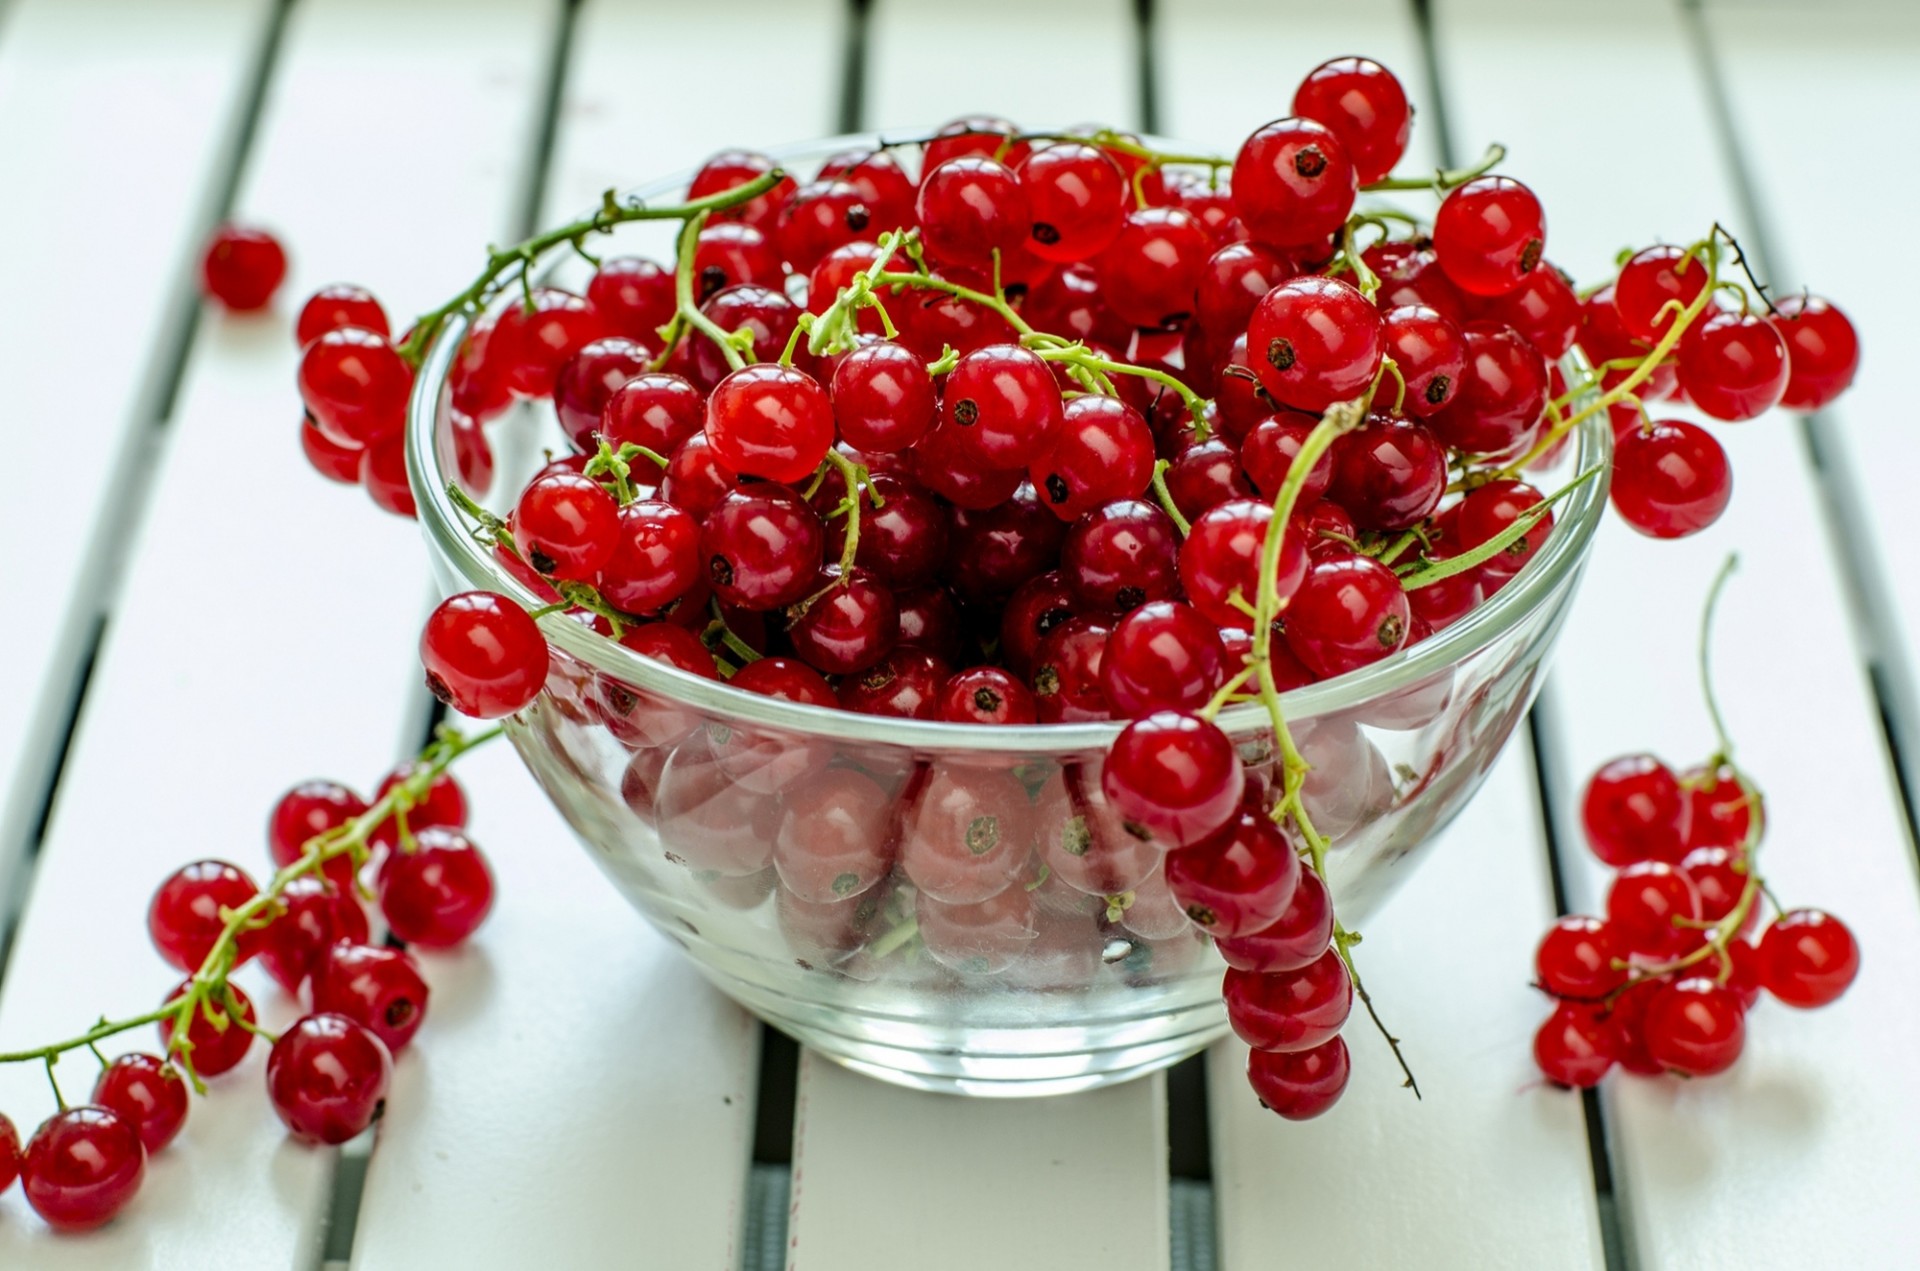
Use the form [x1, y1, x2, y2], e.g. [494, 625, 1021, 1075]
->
[1643, 976, 1746, 1076]
[693, 222, 786, 300]
[1611, 419, 1731, 539]
[268, 780, 367, 888]
[494, 287, 607, 400]
[1480, 264, 1582, 359]
[1614, 245, 1708, 343]
[689, 148, 795, 230]
[600, 372, 703, 457]
[937, 666, 1038, 725]
[378, 826, 495, 948]
[1027, 262, 1130, 348]
[999, 571, 1077, 676]
[940, 482, 1064, 605]
[788, 568, 900, 675]
[148, 860, 262, 973]
[298, 327, 411, 447]
[837, 646, 951, 719]
[258, 875, 369, 993]
[1533, 1001, 1616, 1088]
[267, 1014, 393, 1145]
[942, 344, 1065, 469]
[1582, 754, 1689, 866]
[1170, 171, 1242, 245]
[158, 981, 256, 1076]
[1366, 238, 1469, 320]
[1678, 845, 1751, 932]
[21, 1107, 145, 1231]
[1758, 909, 1859, 1008]
[1232, 117, 1357, 248]
[1166, 436, 1255, 521]
[1018, 141, 1126, 263]
[660, 430, 738, 520]
[420, 591, 548, 719]
[1676, 309, 1789, 421]
[1248, 276, 1382, 412]
[312, 942, 430, 1053]
[1432, 176, 1545, 297]
[1681, 763, 1757, 851]
[824, 472, 948, 589]
[91, 1054, 188, 1155]
[1426, 321, 1548, 456]
[450, 313, 515, 422]
[1063, 499, 1180, 611]
[358, 430, 415, 518]
[553, 337, 652, 451]
[1284, 554, 1411, 678]
[772, 768, 896, 904]
[1535, 915, 1626, 999]
[701, 485, 825, 611]
[1769, 293, 1859, 412]
[1167, 812, 1302, 938]
[1247, 1035, 1350, 1119]
[899, 765, 1033, 905]
[0, 1112, 19, 1195]
[1291, 56, 1410, 185]
[916, 157, 1027, 270]
[1101, 207, 1212, 329]
[587, 256, 674, 341]
[704, 363, 835, 483]
[907, 420, 1024, 510]
[375, 762, 467, 833]
[776, 178, 875, 273]
[1101, 711, 1244, 848]
[1215, 867, 1332, 973]
[1327, 412, 1446, 531]
[202, 223, 286, 311]
[820, 149, 917, 231]
[1030, 393, 1155, 521]
[1032, 616, 1114, 723]
[1607, 861, 1702, 957]
[1195, 241, 1291, 337]
[596, 500, 701, 615]
[514, 470, 620, 580]
[1179, 498, 1309, 629]
[296, 284, 386, 346]
[1224, 948, 1352, 1051]
[1381, 303, 1467, 417]
[300, 411, 363, 484]
[1100, 600, 1226, 716]
[1456, 478, 1550, 577]
[1724, 938, 1765, 1010]
[831, 342, 936, 453]
[1239, 410, 1331, 503]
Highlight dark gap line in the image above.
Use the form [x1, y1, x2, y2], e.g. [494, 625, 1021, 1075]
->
[837, 0, 870, 134]
[1164, 1050, 1211, 1180]
[1408, 2, 1628, 1264]
[1677, 0, 1920, 863]
[1134, 0, 1159, 135]
[318, 1133, 376, 1265]
[750, 1026, 801, 1164]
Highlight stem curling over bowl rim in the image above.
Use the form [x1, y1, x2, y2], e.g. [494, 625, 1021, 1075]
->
[405, 130, 1612, 756]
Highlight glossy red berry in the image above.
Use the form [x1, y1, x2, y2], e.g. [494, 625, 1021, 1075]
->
[1432, 176, 1545, 297]
[91, 1054, 188, 1155]
[838, 646, 951, 719]
[825, 472, 948, 589]
[942, 344, 1065, 470]
[587, 256, 675, 341]
[1582, 755, 1689, 866]
[1247, 1035, 1350, 1119]
[296, 284, 387, 346]
[700, 485, 825, 611]
[1533, 1002, 1616, 1088]
[1030, 394, 1155, 521]
[820, 148, 917, 231]
[688, 149, 795, 233]
[1426, 321, 1548, 456]
[1380, 303, 1466, 417]
[1291, 56, 1411, 185]
[1214, 867, 1332, 973]
[1248, 275, 1382, 412]
[1679, 845, 1752, 932]
[202, 223, 286, 310]
[1758, 909, 1859, 1008]
[300, 412, 363, 484]
[298, 327, 411, 447]
[1239, 411, 1332, 503]
[379, 826, 495, 948]
[1165, 436, 1256, 521]
[1769, 294, 1859, 412]
[0, 1112, 19, 1195]
[1643, 976, 1746, 1076]
[1614, 245, 1709, 343]
[1195, 241, 1293, 337]
[772, 768, 897, 903]
[1480, 264, 1582, 359]
[924, 115, 1029, 170]
[1284, 554, 1411, 679]
[268, 1014, 394, 1145]
[907, 420, 1024, 510]
[1031, 616, 1114, 722]
[1063, 499, 1180, 611]
[1100, 600, 1226, 716]
[776, 178, 875, 273]
[1224, 948, 1352, 1051]
[1535, 915, 1626, 999]
[1018, 142, 1126, 263]
[600, 372, 703, 457]
[420, 591, 548, 719]
[1101, 711, 1244, 848]
[660, 430, 738, 519]
[1327, 413, 1446, 531]
[1179, 498, 1309, 629]
[597, 500, 701, 615]
[788, 568, 901, 675]
[158, 981, 256, 1077]
[1676, 309, 1789, 421]
[312, 943, 430, 1054]
[1167, 813, 1302, 938]
[832, 342, 937, 453]
[693, 223, 785, 300]
[267, 781, 367, 889]
[1607, 861, 1702, 957]
[1232, 117, 1357, 248]
[258, 875, 369, 993]
[916, 157, 1027, 270]
[1680, 763, 1757, 851]
[358, 430, 415, 518]
[1101, 207, 1212, 329]
[553, 337, 652, 451]
[1456, 478, 1551, 577]
[148, 860, 261, 973]
[21, 1107, 145, 1231]
[937, 666, 1038, 725]
[1366, 238, 1468, 320]
[494, 287, 607, 400]
[514, 470, 621, 580]
[1611, 419, 1731, 539]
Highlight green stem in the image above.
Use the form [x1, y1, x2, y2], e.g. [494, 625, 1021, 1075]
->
[1396, 467, 1601, 588]
[1029, 340, 1208, 431]
[1148, 460, 1191, 535]
[1360, 142, 1507, 193]
[1699, 553, 1740, 764]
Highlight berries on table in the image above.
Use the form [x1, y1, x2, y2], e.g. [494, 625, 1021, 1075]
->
[267, 1014, 394, 1145]
[147, 860, 263, 972]
[312, 943, 432, 1055]
[21, 1107, 146, 1232]
[1758, 909, 1860, 1008]
[420, 591, 549, 719]
[202, 223, 287, 311]
[91, 1055, 189, 1155]
[378, 826, 496, 948]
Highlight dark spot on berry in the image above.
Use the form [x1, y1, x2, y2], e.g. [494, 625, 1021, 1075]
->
[385, 999, 417, 1030]
[1292, 144, 1328, 178]
[847, 204, 870, 231]
[602, 683, 638, 715]
[1122, 820, 1154, 842]
[1032, 222, 1061, 246]
[1045, 473, 1071, 504]
[831, 871, 861, 897]
[1505, 536, 1532, 558]
[528, 547, 558, 575]
[1519, 238, 1543, 274]
[953, 398, 980, 426]
[1034, 665, 1060, 697]
[972, 687, 1003, 714]
[1184, 903, 1218, 928]
[1004, 282, 1030, 304]
[1115, 586, 1146, 609]
[1156, 310, 1191, 330]
[424, 672, 454, 707]
[1062, 815, 1092, 857]
[1035, 606, 1072, 636]
[1426, 374, 1451, 405]
[965, 815, 1001, 856]
[709, 555, 734, 587]
[1266, 337, 1297, 372]
[698, 265, 727, 301]
[860, 664, 896, 691]
[1377, 612, 1406, 649]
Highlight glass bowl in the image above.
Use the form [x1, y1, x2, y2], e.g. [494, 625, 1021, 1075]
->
[406, 133, 1611, 1096]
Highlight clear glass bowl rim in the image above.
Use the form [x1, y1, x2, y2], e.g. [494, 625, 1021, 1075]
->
[405, 129, 1612, 756]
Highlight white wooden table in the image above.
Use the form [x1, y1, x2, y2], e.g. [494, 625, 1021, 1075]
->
[1, 0, 1916, 1266]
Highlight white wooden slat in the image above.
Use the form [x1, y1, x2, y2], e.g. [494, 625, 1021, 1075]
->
[787, 1048, 1170, 1271]
[865, 0, 1137, 135]
[774, 9, 1168, 1271]
[1430, 1, 1920, 1265]
[349, 732, 763, 1271]
[0, 0, 563, 1261]
[0, 0, 273, 927]
[1159, 7, 1606, 1267]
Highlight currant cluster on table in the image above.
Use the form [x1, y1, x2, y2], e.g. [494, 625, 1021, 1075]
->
[0, 756, 493, 1233]
[267, 49, 1862, 1128]
[1532, 753, 1859, 1086]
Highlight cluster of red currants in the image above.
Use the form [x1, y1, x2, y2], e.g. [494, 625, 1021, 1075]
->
[283, 52, 1862, 1124]
[1531, 752, 1858, 1087]
[0, 746, 493, 1232]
